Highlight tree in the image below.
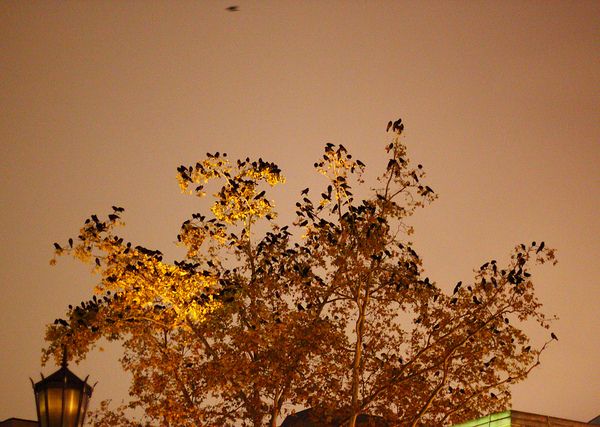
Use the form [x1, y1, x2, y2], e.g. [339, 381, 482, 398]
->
[44, 119, 558, 427]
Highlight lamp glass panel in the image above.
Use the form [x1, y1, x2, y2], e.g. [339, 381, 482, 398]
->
[62, 388, 82, 427]
[36, 389, 48, 427]
[46, 388, 64, 427]
[41, 387, 82, 427]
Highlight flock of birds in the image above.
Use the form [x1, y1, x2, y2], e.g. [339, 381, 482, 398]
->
[387, 118, 404, 134]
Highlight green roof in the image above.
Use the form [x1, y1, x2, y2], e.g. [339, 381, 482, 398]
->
[452, 409, 592, 426]
[452, 411, 512, 427]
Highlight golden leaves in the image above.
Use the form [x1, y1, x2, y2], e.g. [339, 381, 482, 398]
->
[177, 154, 285, 226]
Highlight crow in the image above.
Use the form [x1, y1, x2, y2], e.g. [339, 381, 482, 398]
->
[453, 281, 462, 295]
[386, 121, 393, 132]
[392, 118, 404, 133]
[226, 6, 239, 12]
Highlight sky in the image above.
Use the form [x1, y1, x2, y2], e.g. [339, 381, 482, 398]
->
[1, 0, 598, 424]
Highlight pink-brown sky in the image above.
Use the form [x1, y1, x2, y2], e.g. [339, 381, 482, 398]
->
[1, 1, 598, 424]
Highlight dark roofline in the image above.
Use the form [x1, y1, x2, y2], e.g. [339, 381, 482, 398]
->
[0, 418, 38, 427]
[280, 408, 388, 427]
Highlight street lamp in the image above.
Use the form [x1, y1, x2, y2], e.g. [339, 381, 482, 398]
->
[31, 349, 93, 427]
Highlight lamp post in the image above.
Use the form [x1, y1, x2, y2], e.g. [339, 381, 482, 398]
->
[31, 349, 93, 427]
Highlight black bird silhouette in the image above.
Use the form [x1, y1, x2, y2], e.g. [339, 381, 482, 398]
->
[392, 118, 404, 133]
[551, 332, 558, 341]
[453, 281, 462, 294]
[386, 121, 393, 132]
[536, 241, 545, 253]
[226, 6, 239, 12]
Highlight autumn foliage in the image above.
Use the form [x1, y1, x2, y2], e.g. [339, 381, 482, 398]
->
[45, 119, 558, 426]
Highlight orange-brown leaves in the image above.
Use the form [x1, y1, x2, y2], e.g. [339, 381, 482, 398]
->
[45, 122, 557, 426]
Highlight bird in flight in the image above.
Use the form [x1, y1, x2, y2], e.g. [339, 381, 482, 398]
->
[226, 5, 239, 12]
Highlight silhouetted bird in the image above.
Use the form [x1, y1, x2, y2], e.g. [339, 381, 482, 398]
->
[386, 121, 393, 132]
[453, 281, 462, 294]
[551, 332, 558, 341]
[392, 118, 404, 133]
[536, 241, 545, 253]
[226, 6, 239, 12]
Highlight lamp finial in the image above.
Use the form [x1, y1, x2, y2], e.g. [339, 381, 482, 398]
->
[61, 345, 68, 368]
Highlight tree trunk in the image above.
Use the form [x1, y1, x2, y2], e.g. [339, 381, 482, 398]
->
[269, 396, 280, 427]
[348, 413, 359, 427]
[349, 292, 369, 427]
